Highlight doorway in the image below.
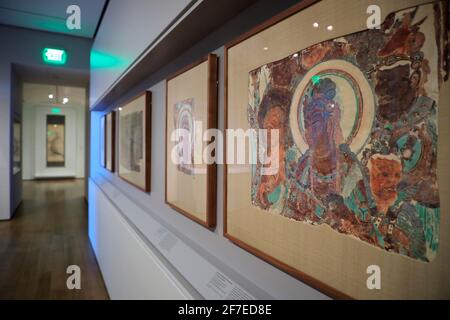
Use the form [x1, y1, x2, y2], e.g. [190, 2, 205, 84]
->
[11, 64, 91, 205]
[22, 83, 87, 180]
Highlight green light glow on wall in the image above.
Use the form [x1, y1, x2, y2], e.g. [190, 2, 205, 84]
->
[51, 108, 61, 114]
[90, 50, 125, 69]
[42, 48, 67, 65]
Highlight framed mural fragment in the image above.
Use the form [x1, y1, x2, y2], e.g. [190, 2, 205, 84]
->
[118, 92, 151, 192]
[225, 0, 450, 299]
[165, 54, 218, 229]
[106, 111, 116, 172]
[13, 117, 21, 175]
[100, 115, 106, 168]
[46, 115, 66, 167]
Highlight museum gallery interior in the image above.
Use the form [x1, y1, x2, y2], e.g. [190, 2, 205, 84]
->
[0, 0, 449, 300]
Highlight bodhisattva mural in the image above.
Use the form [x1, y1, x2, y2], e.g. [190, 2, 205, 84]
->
[248, 3, 446, 262]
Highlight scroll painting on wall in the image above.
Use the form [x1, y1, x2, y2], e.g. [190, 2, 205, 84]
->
[46, 115, 66, 167]
[13, 119, 21, 175]
[226, 0, 449, 299]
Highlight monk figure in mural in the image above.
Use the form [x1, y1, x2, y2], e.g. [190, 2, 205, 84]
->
[255, 89, 290, 210]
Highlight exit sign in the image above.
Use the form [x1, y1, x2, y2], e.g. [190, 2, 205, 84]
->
[42, 48, 67, 65]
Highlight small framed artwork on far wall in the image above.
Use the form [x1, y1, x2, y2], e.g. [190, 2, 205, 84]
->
[106, 111, 116, 172]
[118, 91, 151, 192]
[13, 117, 21, 175]
[100, 115, 106, 168]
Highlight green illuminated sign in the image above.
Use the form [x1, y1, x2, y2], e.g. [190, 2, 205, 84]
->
[42, 48, 67, 65]
[51, 108, 61, 114]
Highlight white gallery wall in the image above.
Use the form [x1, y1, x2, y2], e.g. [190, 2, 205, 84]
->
[22, 84, 86, 180]
[89, 180, 195, 299]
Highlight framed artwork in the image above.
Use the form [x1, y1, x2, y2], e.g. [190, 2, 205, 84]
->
[165, 54, 218, 229]
[225, 0, 449, 299]
[118, 91, 151, 192]
[100, 115, 106, 168]
[106, 111, 116, 172]
[13, 117, 21, 175]
[46, 115, 66, 167]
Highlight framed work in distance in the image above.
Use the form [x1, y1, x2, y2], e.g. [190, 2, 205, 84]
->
[100, 115, 106, 168]
[13, 117, 21, 175]
[46, 115, 66, 168]
[165, 54, 218, 229]
[225, 0, 449, 299]
[118, 91, 151, 192]
[106, 111, 116, 172]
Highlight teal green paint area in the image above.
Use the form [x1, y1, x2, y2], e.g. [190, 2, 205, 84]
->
[268, 185, 282, 204]
[42, 48, 67, 65]
[312, 75, 321, 85]
[51, 108, 61, 114]
[90, 50, 125, 69]
[396, 134, 422, 173]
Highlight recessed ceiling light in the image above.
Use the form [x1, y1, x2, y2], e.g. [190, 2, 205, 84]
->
[62, 97, 69, 104]
[313, 22, 319, 28]
[48, 94, 54, 99]
[263, 47, 269, 51]
[118, 107, 123, 111]
[327, 25, 333, 31]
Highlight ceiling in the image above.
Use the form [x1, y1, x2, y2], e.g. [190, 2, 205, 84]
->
[13, 63, 89, 87]
[22, 83, 86, 107]
[0, 0, 107, 38]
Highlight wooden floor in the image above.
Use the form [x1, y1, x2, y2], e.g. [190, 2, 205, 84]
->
[0, 179, 109, 300]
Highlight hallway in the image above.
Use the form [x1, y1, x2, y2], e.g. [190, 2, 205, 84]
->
[0, 180, 108, 299]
